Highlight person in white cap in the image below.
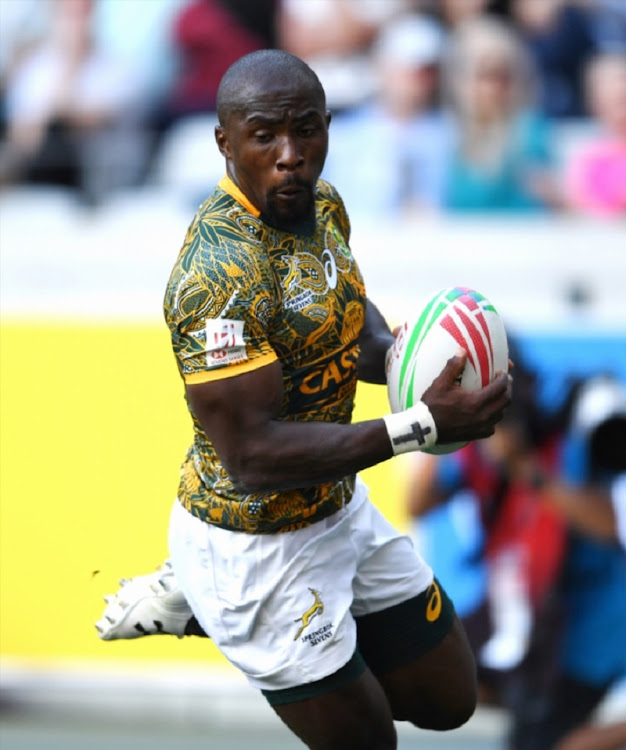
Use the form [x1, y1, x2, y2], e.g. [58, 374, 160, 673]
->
[322, 12, 453, 218]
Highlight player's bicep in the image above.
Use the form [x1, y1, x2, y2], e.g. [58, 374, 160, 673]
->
[185, 360, 284, 476]
[357, 299, 394, 384]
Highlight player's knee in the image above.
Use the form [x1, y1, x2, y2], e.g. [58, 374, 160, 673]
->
[422, 690, 476, 731]
[398, 682, 477, 731]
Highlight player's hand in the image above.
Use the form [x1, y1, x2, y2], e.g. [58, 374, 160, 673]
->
[421, 349, 512, 444]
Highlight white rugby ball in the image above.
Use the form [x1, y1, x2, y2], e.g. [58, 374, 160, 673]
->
[386, 286, 509, 455]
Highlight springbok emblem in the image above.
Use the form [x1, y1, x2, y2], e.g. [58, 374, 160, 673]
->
[294, 588, 324, 640]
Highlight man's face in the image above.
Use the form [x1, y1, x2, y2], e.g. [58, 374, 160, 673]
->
[216, 78, 330, 232]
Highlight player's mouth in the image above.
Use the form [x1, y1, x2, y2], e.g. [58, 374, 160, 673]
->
[275, 187, 304, 200]
[273, 179, 309, 199]
[264, 179, 316, 231]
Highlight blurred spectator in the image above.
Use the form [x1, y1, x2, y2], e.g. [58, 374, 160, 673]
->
[322, 13, 452, 218]
[160, 0, 279, 128]
[0, 0, 146, 206]
[510, 0, 597, 120]
[441, 16, 560, 213]
[406, 352, 626, 750]
[580, 0, 626, 54]
[407, 453, 490, 652]
[142, 0, 279, 203]
[406, 337, 570, 717]
[94, 0, 187, 128]
[0, 0, 52, 136]
[564, 52, 626, 218]
[278, 0, 417, 112]
[420, 0, 504, 30]
[509, 375, 626, 750]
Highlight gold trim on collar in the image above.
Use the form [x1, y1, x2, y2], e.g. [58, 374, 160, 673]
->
[218, 176, 261, 217]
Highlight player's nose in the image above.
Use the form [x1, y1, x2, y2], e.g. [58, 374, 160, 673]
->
[276, 135, 304, 170]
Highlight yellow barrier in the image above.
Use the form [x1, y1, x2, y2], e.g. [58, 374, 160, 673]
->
[0, 322, 409, 664]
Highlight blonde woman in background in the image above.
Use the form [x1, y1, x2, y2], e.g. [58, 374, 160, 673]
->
[441, 15, 561, 213]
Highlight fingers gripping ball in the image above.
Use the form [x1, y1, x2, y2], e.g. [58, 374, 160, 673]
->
[386, 286, 509, 454]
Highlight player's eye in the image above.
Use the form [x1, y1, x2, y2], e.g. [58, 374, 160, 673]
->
[254, 131, 273, 143]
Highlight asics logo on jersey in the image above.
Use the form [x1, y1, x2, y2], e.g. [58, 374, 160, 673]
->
[321, 248, 338, 289]
[426, 581, 442, 622]
[294, 588, 324, 640]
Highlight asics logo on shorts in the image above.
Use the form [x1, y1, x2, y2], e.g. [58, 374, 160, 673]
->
[426, 580, 442, 622]
[294, 588, 324, 640]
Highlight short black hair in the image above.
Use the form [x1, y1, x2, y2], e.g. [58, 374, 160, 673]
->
[216, 49, 326, 126]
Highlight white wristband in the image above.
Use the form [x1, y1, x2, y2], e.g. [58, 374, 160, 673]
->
[383, 402, 438, 455]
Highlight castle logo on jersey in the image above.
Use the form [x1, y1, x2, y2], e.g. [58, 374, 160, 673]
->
[294, 588, 333, 645]
[205, 318, 247, 367]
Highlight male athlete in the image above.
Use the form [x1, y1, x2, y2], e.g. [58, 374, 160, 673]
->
[97, 50, 511, 750]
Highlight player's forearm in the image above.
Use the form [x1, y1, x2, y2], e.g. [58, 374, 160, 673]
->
[228, 396, 442, 493]
[227, 417, 395, 492]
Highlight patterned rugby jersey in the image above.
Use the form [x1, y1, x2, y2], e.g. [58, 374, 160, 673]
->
[164, 176, 367, 533]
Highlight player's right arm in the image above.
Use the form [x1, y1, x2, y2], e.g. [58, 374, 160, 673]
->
[186, 361, 391, 492]
[167, 223, 510, 493]
[186, 354, 511, 494]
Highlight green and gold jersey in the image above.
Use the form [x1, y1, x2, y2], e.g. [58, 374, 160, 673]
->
[164, 176, 367, 534]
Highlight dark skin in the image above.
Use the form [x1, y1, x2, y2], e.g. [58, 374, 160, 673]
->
[187, 65, 512, 750]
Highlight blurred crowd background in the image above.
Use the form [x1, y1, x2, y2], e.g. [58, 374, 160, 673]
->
[1, 2, 625, 750]
[0, 0, 625, 214]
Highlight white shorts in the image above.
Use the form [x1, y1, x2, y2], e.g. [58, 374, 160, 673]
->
[168, 476, 434, 692]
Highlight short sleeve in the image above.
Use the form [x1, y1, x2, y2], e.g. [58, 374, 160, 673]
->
[165, 228, 279, 384]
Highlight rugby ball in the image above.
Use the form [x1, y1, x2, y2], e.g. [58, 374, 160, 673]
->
[386, 286, 509, 455]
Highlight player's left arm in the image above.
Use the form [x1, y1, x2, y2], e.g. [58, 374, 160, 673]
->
[356, 298, 395, 385]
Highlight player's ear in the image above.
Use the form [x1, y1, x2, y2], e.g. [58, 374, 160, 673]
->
[325, 110, 332, 128]
[215, 125, 230, 159]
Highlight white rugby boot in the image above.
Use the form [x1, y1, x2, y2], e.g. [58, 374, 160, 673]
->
[95, 560, 194, 640]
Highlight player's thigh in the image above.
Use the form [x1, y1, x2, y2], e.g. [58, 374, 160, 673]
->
[272, 666, 397, 750]
[377, 616, 477, 730]
[356, 582, 477, 730]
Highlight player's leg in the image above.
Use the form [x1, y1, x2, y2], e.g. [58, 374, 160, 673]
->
[268, 608, 476, 749]
[266, 485, 451, 748]
[350, 491, 478, 730]
[167, 492, 404, 749]
[267, 655, 397, 750]
[356, 582, 477, 730]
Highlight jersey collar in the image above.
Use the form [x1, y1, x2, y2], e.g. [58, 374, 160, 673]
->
[218, 176, 261, 218]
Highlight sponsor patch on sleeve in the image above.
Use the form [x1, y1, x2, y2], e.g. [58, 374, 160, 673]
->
[205, 318, 248, 367]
